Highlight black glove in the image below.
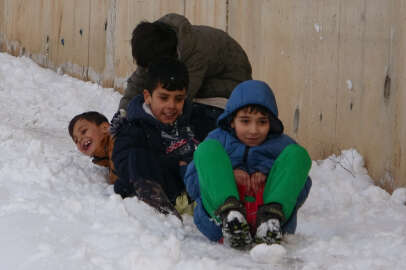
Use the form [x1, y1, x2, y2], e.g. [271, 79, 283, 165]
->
[113, 178, 135, 198]
[109, 109, 127, 136]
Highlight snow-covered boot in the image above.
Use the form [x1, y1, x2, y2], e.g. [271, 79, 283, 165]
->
[255, 203, 284, 245]
[133, 178, 182, 221]
[215, 196, 253, 250]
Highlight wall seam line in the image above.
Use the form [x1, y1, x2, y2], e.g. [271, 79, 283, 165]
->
[86, 0, 92, 80]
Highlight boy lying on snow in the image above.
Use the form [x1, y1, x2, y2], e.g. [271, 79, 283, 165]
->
[69, 111, 118, 185]
[184, 80, 313, 250]
[68, 58, 222, 218]
[111, 57, 222, 219]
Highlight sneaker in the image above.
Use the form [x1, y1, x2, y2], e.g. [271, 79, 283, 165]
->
[255, 203, 284, 245]
[215, 197, 253, 250]
[222, 210, 253, 250]
[255, 218, 282, 244]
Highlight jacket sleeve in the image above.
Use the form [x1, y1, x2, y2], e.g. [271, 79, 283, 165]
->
[159, 13, 207, 101]
[251, 151, 276, 175]
[251, 135, 296, 175]
[118, 68, 147, 110]
[184, 160, 200, 200]
[184, 52, 208, 100]
[183, 129, 227, 201]
[205, 128, 227, 146]
[112, 123, 141, 184]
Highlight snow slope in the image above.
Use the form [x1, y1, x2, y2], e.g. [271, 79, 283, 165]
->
[0, 53, 405, 270]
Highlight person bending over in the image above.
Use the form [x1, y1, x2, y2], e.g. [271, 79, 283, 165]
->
[110, 13, 251, 132]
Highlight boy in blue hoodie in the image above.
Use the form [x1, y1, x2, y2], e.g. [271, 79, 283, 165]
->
[184, 80, 312, 249]
[112, 57, 221, 219]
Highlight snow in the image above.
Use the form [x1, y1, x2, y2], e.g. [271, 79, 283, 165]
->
[250, 244, 287, 264]
[0, 52, 405, 269]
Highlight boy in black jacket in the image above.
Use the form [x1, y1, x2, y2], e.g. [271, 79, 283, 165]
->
[112, 57, 218, 219]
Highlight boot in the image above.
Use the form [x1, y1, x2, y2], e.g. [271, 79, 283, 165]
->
[133, 178, 183, 221]
[255, 203, 284, 245]
[215, 196, 253, 250]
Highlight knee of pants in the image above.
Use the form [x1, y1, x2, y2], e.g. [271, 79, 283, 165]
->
[281, 144, 312, 172]
[194, 199, 223, 242]
[114, 178, 134, 198]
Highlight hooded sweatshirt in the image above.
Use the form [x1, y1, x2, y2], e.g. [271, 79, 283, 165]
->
[184, 80, 297, 200]
[183, 80, 302, 241]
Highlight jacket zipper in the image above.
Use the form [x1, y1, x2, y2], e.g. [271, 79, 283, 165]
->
[243, 146, 250, 167]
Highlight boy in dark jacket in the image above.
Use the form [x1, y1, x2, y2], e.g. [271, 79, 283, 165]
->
[69, 111, 118, 185]
[112, 57, 218, 219]
[117, 13, 252, 112]
[184, 80, 312, 250]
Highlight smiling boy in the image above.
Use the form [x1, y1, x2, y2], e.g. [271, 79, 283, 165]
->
[112, 57, 216, 218]
[184, 80, 313, 250]
[69, 112, 117, 184]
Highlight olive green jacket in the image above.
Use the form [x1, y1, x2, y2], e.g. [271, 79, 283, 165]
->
[118, 13, 252, 110]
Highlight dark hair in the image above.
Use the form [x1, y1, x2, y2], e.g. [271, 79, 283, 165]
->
[232, 104, 284, 134]
[234, 104, 271, 118]
[145, 57, 189, 94]
[68, 111, 109, 139]
[131, 21, 178, 68]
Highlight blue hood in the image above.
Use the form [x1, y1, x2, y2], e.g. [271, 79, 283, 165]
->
[217, 80, 283, 133]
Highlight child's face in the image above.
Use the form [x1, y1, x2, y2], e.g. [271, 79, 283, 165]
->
[72, 119, 109, 156]
[231, 109, 270, 147]
[143, 84, 186, 125]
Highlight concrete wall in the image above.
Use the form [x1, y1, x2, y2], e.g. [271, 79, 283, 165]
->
[0, 0, 405, 191]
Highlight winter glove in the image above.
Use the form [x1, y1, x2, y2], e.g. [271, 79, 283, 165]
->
[109, 109, 127, 136]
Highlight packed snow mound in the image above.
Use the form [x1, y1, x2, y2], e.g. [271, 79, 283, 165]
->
[1, 53, 405, 269]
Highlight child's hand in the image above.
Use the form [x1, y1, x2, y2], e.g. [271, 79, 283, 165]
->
[250, 172, 266, 193]
[234, 169, 250, 187]
[179, 161, 187, 166]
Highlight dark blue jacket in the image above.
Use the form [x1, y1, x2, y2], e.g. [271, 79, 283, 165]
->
[184, 80, 306, 241]
[112, 94, 221, 202]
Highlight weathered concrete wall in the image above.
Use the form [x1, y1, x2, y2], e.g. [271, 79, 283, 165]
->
[392, 0, 406, 191]
[227, 0, 403, 191]
[0, 0, 405, 190]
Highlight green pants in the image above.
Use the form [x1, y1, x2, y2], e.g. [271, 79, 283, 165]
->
[194, 139, 311, 223]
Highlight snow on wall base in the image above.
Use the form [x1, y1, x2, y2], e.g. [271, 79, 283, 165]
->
[0, 37, 117, 92]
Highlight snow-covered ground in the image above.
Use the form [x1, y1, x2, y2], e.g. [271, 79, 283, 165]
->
[0, 52, 405, 270]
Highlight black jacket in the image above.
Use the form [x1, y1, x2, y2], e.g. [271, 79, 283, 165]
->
[112, 94, 221, 202]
